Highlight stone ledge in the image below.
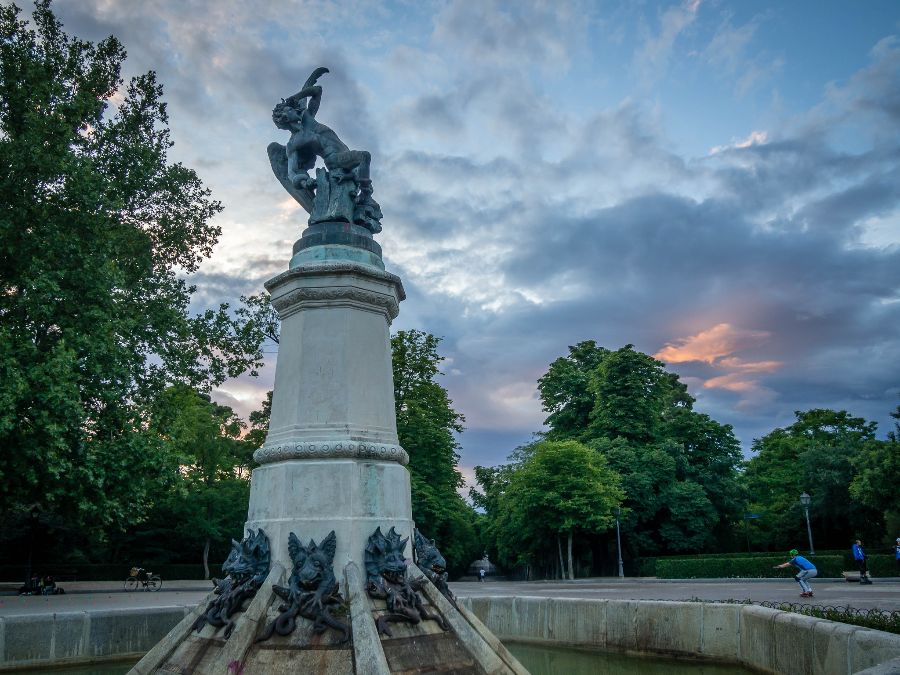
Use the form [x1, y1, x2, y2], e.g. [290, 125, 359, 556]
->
[0, 606, 192, 672]
[8, 596, 900, 674]
[266, 261, 405, 301]
[253, 440, 409, 465]
[460, 596, 900, 675]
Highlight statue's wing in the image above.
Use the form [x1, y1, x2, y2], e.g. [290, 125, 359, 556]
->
[267, 141, 314, 213]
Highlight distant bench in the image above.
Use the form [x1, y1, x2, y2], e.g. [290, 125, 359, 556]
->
[841, 570, 870, 582]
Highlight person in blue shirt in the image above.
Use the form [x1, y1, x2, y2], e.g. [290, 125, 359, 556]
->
[774, 549, 817, 597]
[852, 540, 872, 584]
[895, 538, 900, 574]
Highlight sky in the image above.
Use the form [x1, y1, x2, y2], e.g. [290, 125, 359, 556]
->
[49, 0, 900, 488]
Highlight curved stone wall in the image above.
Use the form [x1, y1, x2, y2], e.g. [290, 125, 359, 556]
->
[3, 596, 900, 673]
[458, 596, 900, 675]
[0, 606, 192, 672]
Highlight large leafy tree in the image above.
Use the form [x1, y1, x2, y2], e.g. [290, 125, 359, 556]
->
[589, 345, 691, 443]
[537, 340, 608, 439]
[392, 330, 479, 575]
[850, 402, 900, 519]
[145, 386, 251, 577]
[0, 2, 262, 552]
[477, 440, 623, 578]
[744, 409, 884, 550]
[534, 341, 743, 557]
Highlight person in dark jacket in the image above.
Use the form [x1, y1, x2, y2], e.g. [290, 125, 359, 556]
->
[852, 540, 872, 584]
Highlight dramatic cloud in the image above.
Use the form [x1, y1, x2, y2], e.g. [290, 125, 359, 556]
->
[48, 0, 900, 483]
[655, 323, 773, 365]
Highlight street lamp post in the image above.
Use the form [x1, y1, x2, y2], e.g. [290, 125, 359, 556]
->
[799, 492, 815, 556]
[615, 507, 624, 578]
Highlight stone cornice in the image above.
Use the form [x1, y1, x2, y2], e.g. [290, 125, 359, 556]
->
[253, 440, 409, 466]
[270, 285, 400, 321]
[266, 262, 406, 301]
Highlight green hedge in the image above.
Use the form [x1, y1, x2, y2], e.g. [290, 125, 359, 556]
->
[0, 563, 208, 582]
[866, 555, 898, 577]
[656, 555, 845, 579]
[647, 552, 897, 578]
[660, 550, 847, 560]
[638, 557, 657, 577]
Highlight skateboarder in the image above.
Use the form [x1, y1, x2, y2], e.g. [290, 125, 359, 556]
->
[774, 549, 817, 598]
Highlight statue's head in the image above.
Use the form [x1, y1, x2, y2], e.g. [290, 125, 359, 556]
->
[287, 531, 336, 590]
[222, 529, 271, 584]
[414, 529, 446, 576]
[272, 100, 303, 129]
[365, 526, 409, 584]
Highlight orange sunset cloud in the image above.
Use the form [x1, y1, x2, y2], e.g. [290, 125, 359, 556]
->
[655, 323, 783, 408]
[654, 322, 770, 365]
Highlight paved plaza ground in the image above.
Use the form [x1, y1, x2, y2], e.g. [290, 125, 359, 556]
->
[1, 577, 898, 617]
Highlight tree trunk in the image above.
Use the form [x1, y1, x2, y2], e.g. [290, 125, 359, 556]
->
[202, 537, 211, 580]
[567, 529, 575, 580]
[557, 534, 565, 580]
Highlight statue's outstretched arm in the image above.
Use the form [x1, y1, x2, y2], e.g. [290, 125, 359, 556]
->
[285, 67, 329, 117]
[286, 85, 323, 118]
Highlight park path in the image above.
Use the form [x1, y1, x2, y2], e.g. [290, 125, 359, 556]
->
[452, 577, 900, 612]
[1, 577, 898, 617]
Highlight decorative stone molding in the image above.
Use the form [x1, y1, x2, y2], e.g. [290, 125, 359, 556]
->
[254, 440, 409, 466]
[266, 261, 406, 301]
[271, 285, 400, 321]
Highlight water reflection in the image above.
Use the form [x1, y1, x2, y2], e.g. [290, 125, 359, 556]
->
[25, 661, 135, 675]
[506, 642, 754, 674]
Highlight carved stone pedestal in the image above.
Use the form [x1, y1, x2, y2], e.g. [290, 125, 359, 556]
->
[132, 61, 527, 669]
[130, 254, 527, 674]
[247, 261, 412, 571]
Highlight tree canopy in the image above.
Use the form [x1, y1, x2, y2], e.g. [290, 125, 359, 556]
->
[0, 1, 263, 561]
[745, 409, 887, 550]
[482, 440, 623, 578]
[392, 330, 479, 575]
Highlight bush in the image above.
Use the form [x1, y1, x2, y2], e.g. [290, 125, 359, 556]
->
[864, 555, 896, 578]
[661, 550, 846, 560]
[637, 557, 657, 576]
[655, 555, 844, 579]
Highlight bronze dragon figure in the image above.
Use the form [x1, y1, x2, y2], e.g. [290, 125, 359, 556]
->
[365, 526, 449, 636]
[256, 530, 349, 643]
[192, 529, 270, 639]
[414, 529, 456, 606]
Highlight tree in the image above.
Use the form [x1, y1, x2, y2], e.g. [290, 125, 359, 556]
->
[849, 401, 900, 521]
[0, 2, 263, 554]
[244, 390, 272, 455]
[533, 341, 744, 557]
[236, 292, 280, 347]
[479, 441, 623, 579]
[147, 385, 250, 577]
[537, 341, 608, 440]
[589, 345, 691, 444]
[391, 330, 479, 574]
[744, 409, 883, 550]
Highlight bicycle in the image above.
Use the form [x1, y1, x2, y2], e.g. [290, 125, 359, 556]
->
[124, 567, 162, 592]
